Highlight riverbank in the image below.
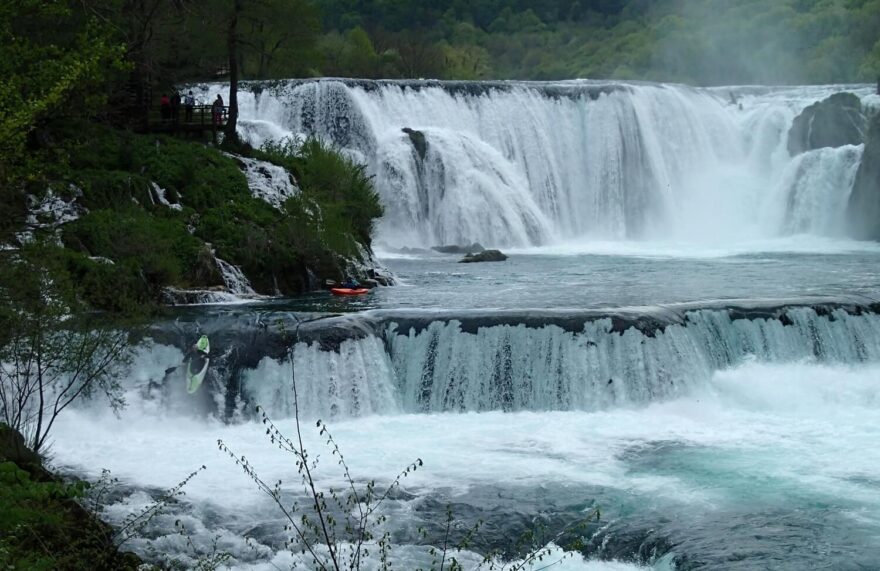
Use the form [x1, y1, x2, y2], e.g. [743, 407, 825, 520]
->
[0, 425, 143, 570]
[4, 122, 387, 313]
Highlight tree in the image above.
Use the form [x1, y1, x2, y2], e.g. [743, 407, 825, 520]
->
[0, 1, 125, 244]
[0, 243, 132, 455]
[241, 0, 321, 78]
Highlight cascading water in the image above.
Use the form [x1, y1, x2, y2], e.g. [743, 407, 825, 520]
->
[232, 155, 300, 209]
[214, 256, 256, 295]
[201, 80, 877, 248]
[231, 304, 880, 419]
[772, 145, 863, 235]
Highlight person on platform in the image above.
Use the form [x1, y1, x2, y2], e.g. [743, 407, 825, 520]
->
[184, 90, 195, 122]
[211, 94, 224, 126]
[160, 94, 171, 121]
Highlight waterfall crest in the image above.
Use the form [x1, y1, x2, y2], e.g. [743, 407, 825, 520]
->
[207, 80, 877, 247]
[203, 302, 880, 419]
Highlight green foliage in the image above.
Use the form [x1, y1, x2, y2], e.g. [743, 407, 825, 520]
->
[260, 137, 383, 246]
[0, 1, 125, 243]
[64, 208, 202, 290]
[311, 0, 880, 84]
[0, 242, 133, 453]
[62, 123, 252, 212]
[0, 461, 99, 571]
[0, 1, 125, 171]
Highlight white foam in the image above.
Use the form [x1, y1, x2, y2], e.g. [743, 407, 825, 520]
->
[49, 359, 880, 568]
[218, 80, 876, 249]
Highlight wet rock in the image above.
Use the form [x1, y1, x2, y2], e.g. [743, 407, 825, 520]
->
[325, 279, 338, 288]
[161, 286, 239, 305]
[402, 127, 427, 160]
[459, 249, 508, 263]
[787, 92, 867, 156]
[846, 112, 880, 239]
[363, 278, 380, 289]
[0, 425, 45, 478]
[432, 243, 485, 254]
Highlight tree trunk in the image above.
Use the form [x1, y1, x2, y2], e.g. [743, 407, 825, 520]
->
[224, 0, 243, 144]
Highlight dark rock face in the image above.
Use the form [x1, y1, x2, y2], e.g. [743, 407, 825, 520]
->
[402, 127, 427, 160]
[459, 249, 508, 263]
[0, 425, 45, 478]
[432, 242, 485, 254]
[787, 92, 867, 156]
[846, 112, 880, 240]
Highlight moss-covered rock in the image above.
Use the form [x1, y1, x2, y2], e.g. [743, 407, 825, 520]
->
[0, 425, 143, 570]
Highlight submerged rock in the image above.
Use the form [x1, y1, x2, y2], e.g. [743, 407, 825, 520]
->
[161, 286, 243, 305]
[459, 249, 508, 263]
[787, 92, 867, 156]
[432, 242, 485, 254]
[846, 112, 880, 239]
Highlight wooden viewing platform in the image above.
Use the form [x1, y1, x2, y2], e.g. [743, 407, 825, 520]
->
[137, 105, 229, 135]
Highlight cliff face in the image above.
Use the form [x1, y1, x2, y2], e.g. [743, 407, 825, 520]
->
[846, 112, 880, 240]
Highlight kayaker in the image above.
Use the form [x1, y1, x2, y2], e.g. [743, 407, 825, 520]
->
[342, 276, 360, 290]
[186, 335, 210, 367]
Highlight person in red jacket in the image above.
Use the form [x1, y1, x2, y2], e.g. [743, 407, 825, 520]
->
[160, 94, 171, 121]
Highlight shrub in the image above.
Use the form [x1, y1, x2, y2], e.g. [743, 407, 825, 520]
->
[63, 208, 202, 291]
[258, 137, 384, 246]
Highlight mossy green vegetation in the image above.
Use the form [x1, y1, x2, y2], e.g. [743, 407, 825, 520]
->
[309, 0, 880, 84]
[14, 122, 383, 311]
[0, 427, 140, 571]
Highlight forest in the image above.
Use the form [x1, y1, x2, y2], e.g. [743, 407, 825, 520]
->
[311, 0, 880, 84]
[11, 0, 874, 97]
[95, 0, 880, 86]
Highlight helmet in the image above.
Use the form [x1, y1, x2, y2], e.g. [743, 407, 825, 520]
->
[196, 335, 210, 352]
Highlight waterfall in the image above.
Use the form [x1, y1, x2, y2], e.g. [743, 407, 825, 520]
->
[150, 182, 183, 210]
[220, 303, 880, 420]
[214, 256, 256, 295]
[198, 80, 877, 248]
[771, 145, 863, 235]
[232, 155, 299, 209]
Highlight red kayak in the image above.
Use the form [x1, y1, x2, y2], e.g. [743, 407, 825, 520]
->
[331, 287, 370, 296]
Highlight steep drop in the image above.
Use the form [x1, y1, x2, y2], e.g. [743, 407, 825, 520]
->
[207, 80, 877, 247]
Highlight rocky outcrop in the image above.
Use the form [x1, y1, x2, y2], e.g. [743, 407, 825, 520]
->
[432, 243, 485, 254]
[787, 92, 867, 156]
[0, 424, 47, 479]
[846, 112, 880, 240]
[459, 249, 508, 263]
[161, 286, 242, 305]
[403, 128, 427, 160]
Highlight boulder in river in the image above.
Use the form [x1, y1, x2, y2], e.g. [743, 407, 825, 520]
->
[846, 111, 880, 239]
[459, 249, 508, 263]
[787, 92, 867, 156]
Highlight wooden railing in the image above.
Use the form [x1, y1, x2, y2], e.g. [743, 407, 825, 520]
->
[142, 105, 229, 133]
